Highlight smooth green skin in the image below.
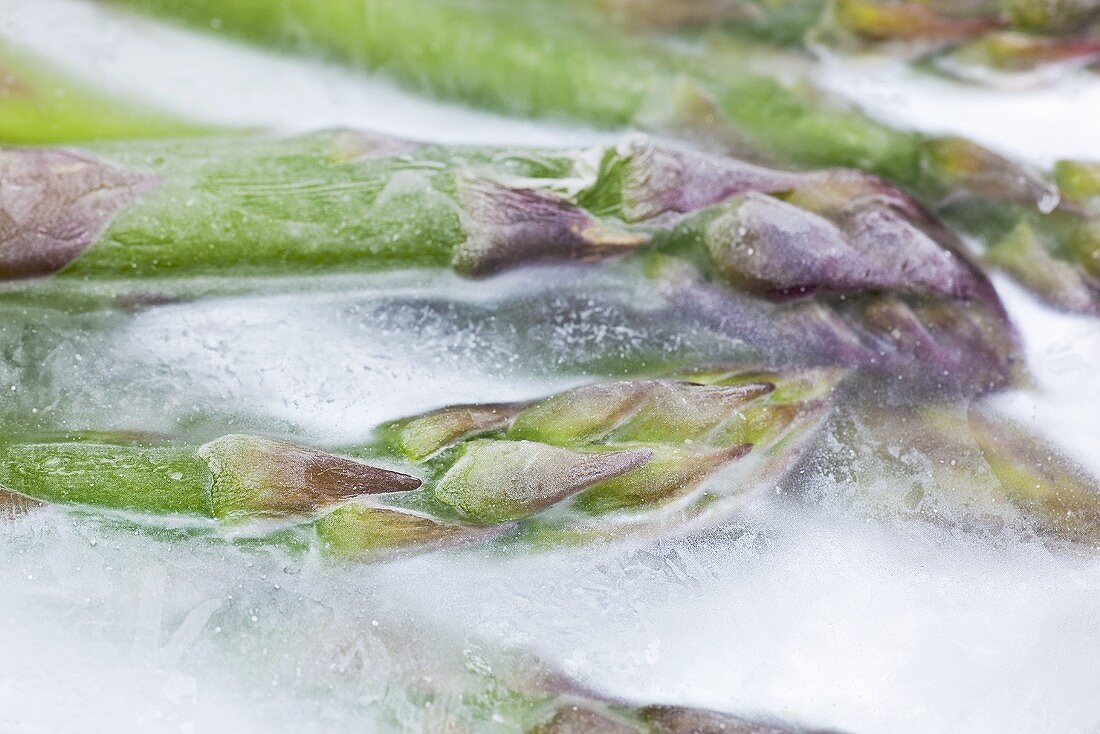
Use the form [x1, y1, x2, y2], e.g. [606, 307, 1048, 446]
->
[0, 440, 212, 515]
[0, 41, 205, 145]
[65, 133, 582, 277]
[108, 0, 922, 183]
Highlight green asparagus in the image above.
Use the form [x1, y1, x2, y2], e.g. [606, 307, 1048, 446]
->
[799, 401, 1100, 544]
[98, 0, 1100, 316]
[0, 431, 420, 520]
[1, 368, 838, 556]
[0, 132, 1020, 391]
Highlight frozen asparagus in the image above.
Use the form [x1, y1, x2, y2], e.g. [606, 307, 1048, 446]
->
[798, 400, 1100, 544]
[105, 0, 925, 181]
[1, 368, 837, 556]
[0, 131, 976, 283]
[324, 367, 838, 551]
[0, 132, 1020, 392]
[0, 431, 420, 520]
[100, 0, 1097, 315]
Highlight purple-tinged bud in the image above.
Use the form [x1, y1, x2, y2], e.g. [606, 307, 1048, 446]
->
[0, 148, 160, 278]
[454, 178, 648, 276]
[612, 136, 806, 224]
[198, 434, 421, 520]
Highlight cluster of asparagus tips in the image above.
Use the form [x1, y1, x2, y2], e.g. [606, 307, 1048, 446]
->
[818, 0, 1100, 82]
[0, 368, 840, 557]
[323, 366, 840, 552]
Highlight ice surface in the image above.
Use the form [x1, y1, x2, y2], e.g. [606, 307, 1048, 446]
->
[1, 2, 1100, 733]
[816, 54, 1100, 166]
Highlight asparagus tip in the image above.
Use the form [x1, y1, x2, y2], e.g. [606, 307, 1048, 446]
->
[198, 434, 421, 520]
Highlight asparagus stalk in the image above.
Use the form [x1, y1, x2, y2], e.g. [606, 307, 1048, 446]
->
[105, 0, 926, 181]
[0, 39, 205, 145]
[0, 132, 1020, 392]
[0, 131, 973, 283]
[799, 400, 1100, 544]
[0, 431, 420, 520]
[2, 368, 837, 556]
[101, 0, 1098, 315]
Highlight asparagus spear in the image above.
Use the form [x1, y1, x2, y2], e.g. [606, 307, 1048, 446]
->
[0, 431, 420, 520]
[798, 400, 1100, 544]
[2, 368, 836, 556]
[0, 131, 974, 283]
[105, 0, 925, 181]
[0, 132, 1020, 391]
[0, 39, 204, 145]
[101, 0, 1097, 315]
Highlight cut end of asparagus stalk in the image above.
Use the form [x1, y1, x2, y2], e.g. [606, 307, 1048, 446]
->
[454, 178, 649, 277]
[0, 148, 160, 278]
[431, 440, 653, 524]
[198, 434, 421, 520]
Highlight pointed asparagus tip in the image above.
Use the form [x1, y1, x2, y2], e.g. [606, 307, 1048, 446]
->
[432, 441, 653, 524]
[198, 434, 421, 520]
